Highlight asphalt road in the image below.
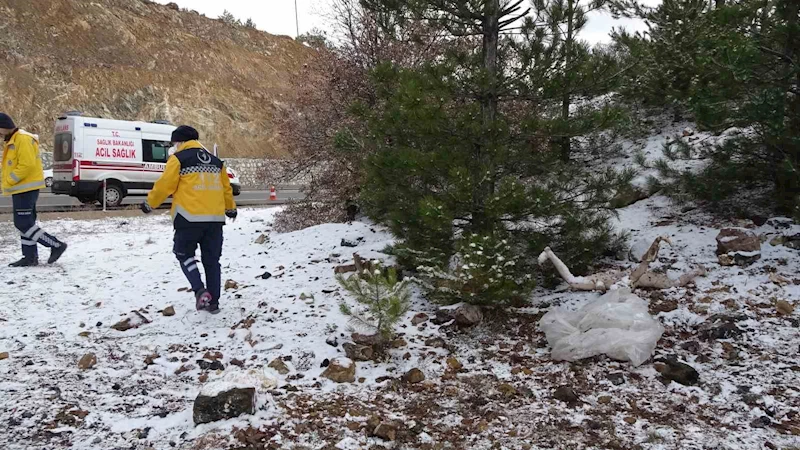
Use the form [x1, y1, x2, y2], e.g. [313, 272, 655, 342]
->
[0, 188, 303, 213]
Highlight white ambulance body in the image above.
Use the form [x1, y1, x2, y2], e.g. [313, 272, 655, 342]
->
[51, 113, 241, 206]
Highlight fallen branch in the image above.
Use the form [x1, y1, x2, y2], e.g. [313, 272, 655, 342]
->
[539, 236, 706, 291]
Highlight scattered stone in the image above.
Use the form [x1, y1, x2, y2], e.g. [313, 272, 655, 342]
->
[320, 358, 330, 368]
[254, 234, 269, 245]
[446, 357, 463, 371]
[325, 335, 338, 347]
[193, 385, 256, 425]
[258, 272, 272, 280]
[0, 352, 8, 360]
[554, 386, 581, 405]
[452, 304, 483, 327]
[390, 338, 407, 348]
[343, 343, 374, 362]
[322, 358, 356, 383]
[498, 383, 517, 398]
[203, 351, 223, 361]
[268, 358, 291, 375]
[607, 373, 625, 386]
[425, 337, 447, 348]
[230, 358, 245, 368]
[111, 311, 151, 331]
[224, 280, 239, 290]
[700, 316, 744, 340]
[716, 228, 761, 255]
[719, 252, 761, 267]
[144, 353, 159, 366]
[78, 353, 97, 370]
[598, 396, 612, 404]
[777, 300, 795, 316]
[716, 228, 761, 266]
[175, 364, 194, 375]
[432, 309, 455, 325]
[402, 368, 425, 384]
[654, 358, 700, 386]
[624, 417, 637, 425]
[161, 306, 176, 317]
[411, 313, 429, 326]
[373, 421, 398, 441]
[341, 238, 359, 248]
[352, 332, 382, 346]
[197, 360, 225, 371]
[751, 416, 772, 428]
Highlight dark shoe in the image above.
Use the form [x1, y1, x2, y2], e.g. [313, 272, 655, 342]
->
[48, 243, 68, 264]
[206, 303, 221, 315]
[9, 257, 38, 267]
[195, 289, 212, 311]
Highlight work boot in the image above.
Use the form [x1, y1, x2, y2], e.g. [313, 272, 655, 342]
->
[9, 257, 38, 267]
[195, 289, 212, 311]
[48, 243, 68, 264]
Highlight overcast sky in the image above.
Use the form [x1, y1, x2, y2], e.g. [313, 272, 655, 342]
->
[154, 0, 660, 44]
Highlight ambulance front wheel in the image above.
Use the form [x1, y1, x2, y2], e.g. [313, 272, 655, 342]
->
[100, 183, 124, 208]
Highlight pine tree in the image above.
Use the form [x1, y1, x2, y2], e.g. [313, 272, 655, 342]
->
[337, 263, 411, 339]
[615, 0, 800, 214]
[219, 10, 241, 26]
[244, 18, 257, 29]
[354, 0, 631, 304]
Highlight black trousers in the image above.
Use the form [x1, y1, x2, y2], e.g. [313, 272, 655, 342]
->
[173, 224, 224, 304]
[12, 190, 62, 259]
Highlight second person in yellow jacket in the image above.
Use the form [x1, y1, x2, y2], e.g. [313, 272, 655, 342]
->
[141, 125, 236, 314]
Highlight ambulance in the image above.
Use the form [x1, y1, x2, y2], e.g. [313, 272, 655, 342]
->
[51, 112, 241, 207]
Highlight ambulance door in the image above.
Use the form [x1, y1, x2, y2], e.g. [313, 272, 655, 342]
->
[141, 136, 171, 190]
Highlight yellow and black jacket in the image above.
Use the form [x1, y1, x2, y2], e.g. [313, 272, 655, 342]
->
[147, 140, 236, 228]
[1, 129, 46, 196]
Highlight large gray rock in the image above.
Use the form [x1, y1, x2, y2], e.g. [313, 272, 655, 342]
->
[193, 386, 256, 425]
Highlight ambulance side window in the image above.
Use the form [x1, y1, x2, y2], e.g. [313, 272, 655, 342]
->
[143, 140, 170, 163]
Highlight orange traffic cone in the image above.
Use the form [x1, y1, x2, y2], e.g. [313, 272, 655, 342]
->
[269, 185, 278, 201]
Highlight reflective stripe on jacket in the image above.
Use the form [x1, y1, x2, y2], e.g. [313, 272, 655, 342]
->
[146, 140, 236, 227]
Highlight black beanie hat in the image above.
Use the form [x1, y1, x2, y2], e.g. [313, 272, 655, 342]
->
[170, 125, 199, 143]
[0, 113, 16, 129]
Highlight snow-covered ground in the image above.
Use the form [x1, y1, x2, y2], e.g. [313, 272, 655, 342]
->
[1, 202, 799, 449]
[1, 118, 799, 449]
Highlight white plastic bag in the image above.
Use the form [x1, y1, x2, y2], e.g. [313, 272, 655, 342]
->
[539, 288, 664, 367]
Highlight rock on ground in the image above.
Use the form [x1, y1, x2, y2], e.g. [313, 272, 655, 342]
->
[655, 358, 700, 386]
[268, 358, 290, 375]
[343, 343, 374, 362]
[322, 358, 356, 383]
[193, 386, 256, 425]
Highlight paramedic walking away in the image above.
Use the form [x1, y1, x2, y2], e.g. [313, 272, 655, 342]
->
[141, 126, 237, 314]
[0, 113, 67, 267]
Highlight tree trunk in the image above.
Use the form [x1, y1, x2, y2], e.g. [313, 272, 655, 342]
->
[472, 0, 500, 232]
[560, 0, 575, 162]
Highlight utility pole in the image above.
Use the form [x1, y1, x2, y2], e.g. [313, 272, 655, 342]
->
[295, 0, 300, 37]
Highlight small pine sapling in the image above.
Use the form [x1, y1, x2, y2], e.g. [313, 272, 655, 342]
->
[337, 262, 411, 340]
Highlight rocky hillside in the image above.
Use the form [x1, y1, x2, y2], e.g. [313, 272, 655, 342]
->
[0, 0, 316, 157]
